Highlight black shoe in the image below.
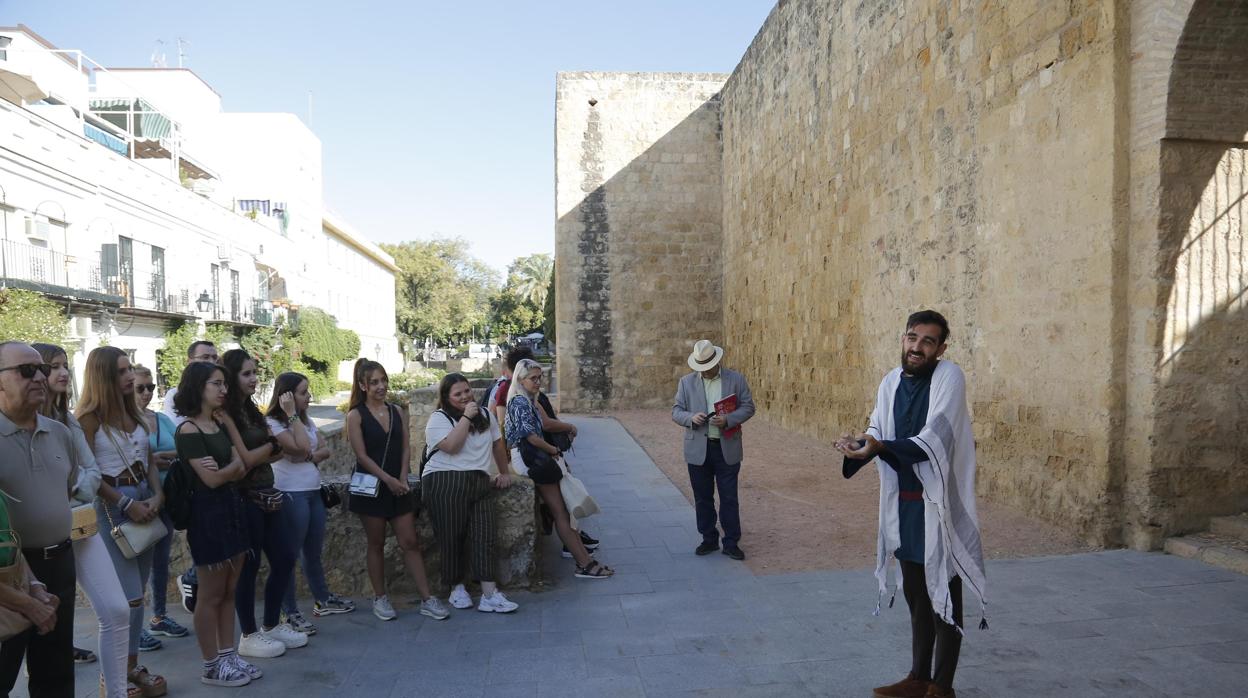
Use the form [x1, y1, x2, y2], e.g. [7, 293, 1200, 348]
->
[695, 542, 719, 556]
[72, 647, 96, 664]
[579, 530, 599, 547]
[722, 546, 746, 561]
[177, 573, 197, 614]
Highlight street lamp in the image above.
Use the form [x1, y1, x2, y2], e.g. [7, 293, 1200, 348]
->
[195, 290, 213, 313]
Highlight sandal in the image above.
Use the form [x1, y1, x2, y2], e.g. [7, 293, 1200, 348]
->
[97, 675, 142, 698]
[74, 646, 98, 664]
[127, 666, 167, 698]
[574, 559, 614, 579]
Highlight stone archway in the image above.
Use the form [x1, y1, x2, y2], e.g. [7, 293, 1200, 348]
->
[1125, 0, 1248, 546]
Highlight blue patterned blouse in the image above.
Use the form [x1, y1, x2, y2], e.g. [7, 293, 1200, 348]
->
[505, 394, 542, 448]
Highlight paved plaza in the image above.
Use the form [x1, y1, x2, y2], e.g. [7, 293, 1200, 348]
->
[45, 416, 1248, 697]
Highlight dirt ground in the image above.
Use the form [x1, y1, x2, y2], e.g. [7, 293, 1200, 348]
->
[613, 409, 1094, 576]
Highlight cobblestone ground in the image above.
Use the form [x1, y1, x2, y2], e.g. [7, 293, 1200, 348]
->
[40, 416, 1248, 697]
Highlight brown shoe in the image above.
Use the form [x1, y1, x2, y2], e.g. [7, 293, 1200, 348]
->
[873, 673, 931, 698]
[924, 685, 955, 698]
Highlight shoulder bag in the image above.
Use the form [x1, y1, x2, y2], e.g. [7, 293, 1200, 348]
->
[350, 404, 396, 498]
[418, 410, 456, 476]
[0, 530, 33, 641]
[102, 425, 168, 559]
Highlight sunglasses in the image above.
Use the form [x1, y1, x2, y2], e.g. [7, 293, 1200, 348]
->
[0, 363, 52, 379]
[136, 384, 156, 393]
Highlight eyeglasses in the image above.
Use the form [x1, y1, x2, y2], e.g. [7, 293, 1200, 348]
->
[0, 363, 52, 379]
[522, 375, 542, 383]
[136, 384, 156, 393]
[206, 380, 228, 390]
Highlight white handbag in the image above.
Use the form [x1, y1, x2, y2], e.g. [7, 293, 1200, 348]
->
[101, 426, 168, 558]
[557, 458, 600, 521]
[349, 472, 380, 498]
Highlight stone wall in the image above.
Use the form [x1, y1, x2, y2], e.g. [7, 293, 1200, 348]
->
[555, 72, 728, 413]
[552, 0, 1247, 547]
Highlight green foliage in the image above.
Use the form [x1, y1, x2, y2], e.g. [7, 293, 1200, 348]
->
[0, 288, 67, 347]
[284, 307, 358, 401]
[382, 238, 497, 347]
[488, 287, 542, 342]
[390, 367, 444, 392]
[156, 322, 232, 389]
[510, 253, 553, 308]
[238, 325, 292, 385]
[542, 269, 556, 348]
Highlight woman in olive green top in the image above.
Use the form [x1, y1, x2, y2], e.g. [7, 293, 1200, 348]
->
[172, 362, 254, 687]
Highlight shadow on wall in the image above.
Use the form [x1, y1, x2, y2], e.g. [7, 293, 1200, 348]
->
[556, 90, 724, 413]
[1150, 0, 1248, 535]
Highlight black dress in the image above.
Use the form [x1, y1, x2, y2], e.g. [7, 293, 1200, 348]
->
[347, 403, 414, 519]
[175, 423, 248, 567]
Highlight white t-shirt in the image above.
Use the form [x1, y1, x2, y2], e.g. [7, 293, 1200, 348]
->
[266, 417, 321, 492]
[161, 387, 187, 426]
[423, 410, 501, 476]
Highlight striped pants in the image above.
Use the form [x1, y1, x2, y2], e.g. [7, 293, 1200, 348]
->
[421, 470, 496, 591]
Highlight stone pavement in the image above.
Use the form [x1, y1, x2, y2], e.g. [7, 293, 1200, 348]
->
[39, 416, 1248, 697]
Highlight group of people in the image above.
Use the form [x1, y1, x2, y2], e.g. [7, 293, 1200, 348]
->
[0, 336, 614, 697]
[672, 310, 987, 698]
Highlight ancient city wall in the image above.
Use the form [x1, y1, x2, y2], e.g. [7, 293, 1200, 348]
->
[555, 72, 728, 412]
[553, 0, 1247, 548]
[724, 0, 1124, 543]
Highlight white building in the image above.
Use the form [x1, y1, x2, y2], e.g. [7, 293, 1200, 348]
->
[0, 25, 402, 390]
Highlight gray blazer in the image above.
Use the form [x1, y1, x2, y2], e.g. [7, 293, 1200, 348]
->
[672, 368, 756, 466]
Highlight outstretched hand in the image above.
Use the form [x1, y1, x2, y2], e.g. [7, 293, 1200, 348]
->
[834, 432, 881, 460]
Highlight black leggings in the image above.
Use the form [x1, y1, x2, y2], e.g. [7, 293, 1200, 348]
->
[900, 560, 963, 690]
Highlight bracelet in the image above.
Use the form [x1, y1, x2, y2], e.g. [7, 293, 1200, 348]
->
[118, 496, 132, 511]
[287, 414, 298, 425]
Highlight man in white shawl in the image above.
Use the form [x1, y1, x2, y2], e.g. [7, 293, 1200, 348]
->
[835, 310, 987, 698]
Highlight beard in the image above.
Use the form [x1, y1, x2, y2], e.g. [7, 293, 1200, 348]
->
[900, 350, 936, 375]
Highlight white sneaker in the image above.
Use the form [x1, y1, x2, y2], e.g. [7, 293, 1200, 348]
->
[477, 591, 519, 614]
[373, 595, 397, 621]
[227, 653, 263, 680]
[202, 660, 251, 687]
[238, 631, 286, 658]
[264, 622, 308, 649]
[448, 585, 473, 609]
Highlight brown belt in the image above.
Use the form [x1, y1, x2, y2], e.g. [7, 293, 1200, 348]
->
[103, 472, 144, 487]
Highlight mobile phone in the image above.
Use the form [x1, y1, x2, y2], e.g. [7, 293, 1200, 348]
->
[706, 411, 718, 420]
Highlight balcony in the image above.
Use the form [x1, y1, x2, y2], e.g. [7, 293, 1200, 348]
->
[0, 239, 119, 304]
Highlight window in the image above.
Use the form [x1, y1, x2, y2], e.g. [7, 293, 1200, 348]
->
[230, 269, 240, 322]
[151, 246, 166, 311]
[210, 263, 220, 320]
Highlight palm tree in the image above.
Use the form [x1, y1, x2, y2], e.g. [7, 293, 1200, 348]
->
[511, 254, 553, 308]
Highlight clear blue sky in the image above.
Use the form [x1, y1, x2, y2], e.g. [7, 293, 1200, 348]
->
[4, 1, 774, 275]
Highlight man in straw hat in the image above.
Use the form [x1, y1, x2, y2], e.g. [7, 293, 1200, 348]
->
[672, 340, 755, 560]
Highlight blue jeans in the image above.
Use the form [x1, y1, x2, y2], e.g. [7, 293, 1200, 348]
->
[236, 498, 298, 633]
[97, 483, 156, 655]
[149, 509, 174, 618]
[280, 490, 330, 613]
[687, 439, 741, 548]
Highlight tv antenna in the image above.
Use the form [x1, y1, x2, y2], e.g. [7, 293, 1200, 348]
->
[177, 37, 189, 68]
[150, 39, 166, 68]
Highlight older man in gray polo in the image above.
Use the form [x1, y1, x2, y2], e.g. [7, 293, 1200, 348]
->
[0, 341, 76, 697]
[672, 340, 756, 560]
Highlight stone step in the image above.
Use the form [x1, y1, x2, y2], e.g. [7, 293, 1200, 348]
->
[1164, 533, 1248, 575]
[1209, 513, 1248, 543]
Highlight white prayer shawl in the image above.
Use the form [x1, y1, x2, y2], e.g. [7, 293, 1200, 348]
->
[865, 360, 987, 632]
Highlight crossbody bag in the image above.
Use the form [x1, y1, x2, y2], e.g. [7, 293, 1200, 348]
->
[102, 424, 168, 559]
[349, 404, 395, 498]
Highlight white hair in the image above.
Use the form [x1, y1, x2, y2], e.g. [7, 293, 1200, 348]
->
[506, 358, 542, 405]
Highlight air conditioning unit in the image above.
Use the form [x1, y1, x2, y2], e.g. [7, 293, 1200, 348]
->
[216, 244, 231, 260]
[24, 216, 50, 243]
[67, 316, 93, 340]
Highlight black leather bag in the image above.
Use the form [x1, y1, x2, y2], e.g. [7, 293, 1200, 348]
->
[519, 440, 562, 485]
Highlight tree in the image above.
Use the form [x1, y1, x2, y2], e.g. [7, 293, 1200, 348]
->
[542, 269, 556, 347]
[156, 321, 232, 389]
[290, 307, 359, 399]
[382, 238, 497, 348]
[0, 288, 67, 346]
[510, 254, 553, 308]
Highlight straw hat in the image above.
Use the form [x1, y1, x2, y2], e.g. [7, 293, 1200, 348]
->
[687, 339, 724, 372]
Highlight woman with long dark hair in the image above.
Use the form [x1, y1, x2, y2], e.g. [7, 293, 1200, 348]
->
[219, 350, 306, 658]
[267, 372, 353, 628]
[347, 359, 446, 621]
[173, 361, 254, 686]
[507, 359, 612, 579]
[33, 343, 131, 698]
[422, 372, 517, 612]
[77, 346, 169, 696]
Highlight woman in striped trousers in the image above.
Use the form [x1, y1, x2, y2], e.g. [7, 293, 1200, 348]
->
[421, 373, 519, 613]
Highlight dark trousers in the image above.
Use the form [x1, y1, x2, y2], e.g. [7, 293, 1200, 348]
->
[422, 470, 496, 592]
[900, 560, 962, 690]
[0, 546, 76, 698]
[236, 498, 298, 633]
[687, 439, 741, 548]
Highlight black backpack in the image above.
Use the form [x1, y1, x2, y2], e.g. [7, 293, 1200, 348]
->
[162, 457, 197, 530]
[538, 392, 573, 452]
[478, 379, 502, 411]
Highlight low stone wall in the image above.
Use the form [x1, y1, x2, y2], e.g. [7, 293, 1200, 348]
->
[151, 386, 540, 606]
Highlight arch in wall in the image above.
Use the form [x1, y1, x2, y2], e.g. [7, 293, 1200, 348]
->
[1140, 0, 1248, 542]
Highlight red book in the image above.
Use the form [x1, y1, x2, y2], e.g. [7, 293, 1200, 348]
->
[714, 394, 741, 439]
